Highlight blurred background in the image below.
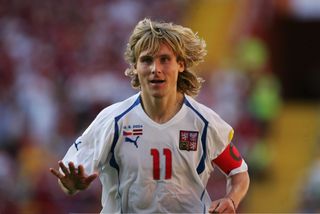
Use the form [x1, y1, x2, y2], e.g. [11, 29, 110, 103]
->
[0, 0, 320, 213]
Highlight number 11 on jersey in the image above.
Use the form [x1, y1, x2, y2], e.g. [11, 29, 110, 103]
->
[150, 148, 172, 180]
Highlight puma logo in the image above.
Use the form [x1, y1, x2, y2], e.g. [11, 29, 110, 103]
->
[125, 136, 140, 148]
[74, 141, 82, 151]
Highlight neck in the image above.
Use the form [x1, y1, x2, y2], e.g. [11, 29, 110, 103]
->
[140, 92, 184, 124]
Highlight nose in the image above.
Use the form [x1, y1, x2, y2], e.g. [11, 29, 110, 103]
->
[150, 60, 161, 74]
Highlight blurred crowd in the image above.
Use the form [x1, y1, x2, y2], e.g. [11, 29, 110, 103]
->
[0, 0, 284, 213]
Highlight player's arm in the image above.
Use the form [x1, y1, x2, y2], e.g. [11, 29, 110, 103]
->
[225, 171, 250, 211]
[50, 105, 116, 195]
[209, 143, 250, 213]
[50, 161, 98, 195]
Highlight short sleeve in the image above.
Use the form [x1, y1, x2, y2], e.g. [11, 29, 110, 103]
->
[206, 112, 234, 161]
[62, 108, 115, 175]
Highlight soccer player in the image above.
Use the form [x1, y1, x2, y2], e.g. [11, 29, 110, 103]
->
[50, 18, 250, 213]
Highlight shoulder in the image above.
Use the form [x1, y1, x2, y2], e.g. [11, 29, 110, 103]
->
[83, 93, 140, 133]
[96, 93, 140, 121]
[184, 95, 223, 122]
[184, 95, 233, 138]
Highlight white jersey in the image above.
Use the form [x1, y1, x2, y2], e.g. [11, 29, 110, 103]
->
[62, 92, 247, 213]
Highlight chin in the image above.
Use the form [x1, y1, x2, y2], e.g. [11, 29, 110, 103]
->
[149, 90, 167, 98]
[151, 93, 165, 98]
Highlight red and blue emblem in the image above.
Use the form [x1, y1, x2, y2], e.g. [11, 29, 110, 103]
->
[179, 130, 198, 151]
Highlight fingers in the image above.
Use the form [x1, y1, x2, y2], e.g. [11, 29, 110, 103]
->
[50, 168, 63, 179]
[214, 203, 227, 213]
[51, 161, 97, 182]
[86, 173, 98, 184]
[59, 161, 70, 176]
[209, 199, 234, 213]
[51, 161, 76, 179]
[78, 164, 97, 184]
[68, 162, 77, 175]
[58, 161, 78, 176]
[208, 202, 220, 213]
[78, 164, 84, 176]
[50, 160, 68, 179]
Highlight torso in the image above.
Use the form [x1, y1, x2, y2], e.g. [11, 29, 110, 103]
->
[110, 95, 212, 213]
[64, 93, 233, 213]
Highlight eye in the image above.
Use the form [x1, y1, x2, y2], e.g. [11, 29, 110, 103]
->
[160, 56, 170, 64]
[140, 56, 153, 64]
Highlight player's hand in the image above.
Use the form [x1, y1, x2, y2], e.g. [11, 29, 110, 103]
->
[208, 197, 236, 213]
[49, 161, 98, 195]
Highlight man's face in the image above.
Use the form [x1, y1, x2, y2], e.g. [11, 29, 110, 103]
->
[136, 43, 184, 98]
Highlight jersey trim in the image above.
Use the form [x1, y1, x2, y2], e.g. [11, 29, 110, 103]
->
[200, 189, 207, 213]
[229, 161, 248, 176]
[184, 98, 209, 174]
[109, 96, 141, 170]
[109, 96, 140, 213]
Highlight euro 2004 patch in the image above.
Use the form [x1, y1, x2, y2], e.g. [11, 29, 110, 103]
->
[179, 130, 198, 151]
[123, 124, 143, 136]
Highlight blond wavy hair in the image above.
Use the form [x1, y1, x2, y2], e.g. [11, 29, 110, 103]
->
[124, 18, 207, 97]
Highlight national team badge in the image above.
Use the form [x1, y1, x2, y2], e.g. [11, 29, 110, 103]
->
[179, 130, 199, 151]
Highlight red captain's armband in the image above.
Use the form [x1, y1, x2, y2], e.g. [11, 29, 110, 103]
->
[212, 143, 243, 175]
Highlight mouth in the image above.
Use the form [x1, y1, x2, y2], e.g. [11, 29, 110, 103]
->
[150, 79, 165, 84]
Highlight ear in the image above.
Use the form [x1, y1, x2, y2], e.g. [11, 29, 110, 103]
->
[178, 60, 185, 73]
[131, 64, 138, 74]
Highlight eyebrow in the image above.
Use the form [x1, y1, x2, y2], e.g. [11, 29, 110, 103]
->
[158, 54, 172, 58]
[139, 55, 153, 61]
[139, 53, 173, 58]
